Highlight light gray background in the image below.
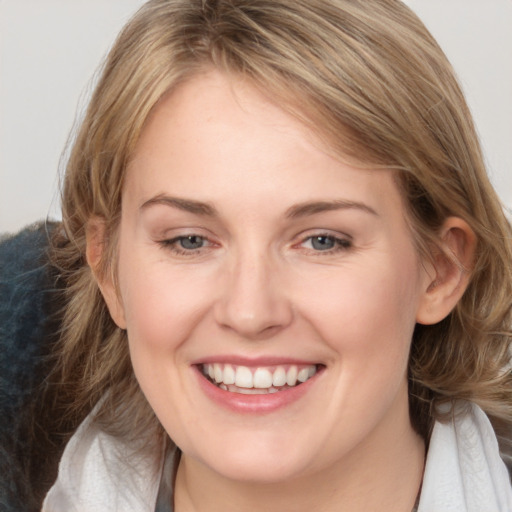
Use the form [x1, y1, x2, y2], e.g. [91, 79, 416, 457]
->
[1, 0, 511, 233]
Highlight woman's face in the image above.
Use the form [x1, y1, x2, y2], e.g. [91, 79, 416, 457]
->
[107, 70, 432, 483]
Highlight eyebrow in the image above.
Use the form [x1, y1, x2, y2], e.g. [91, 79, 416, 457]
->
[140, 195, 378, 219]
[140, 195, 219, 216]
[285, 199, 378, 218]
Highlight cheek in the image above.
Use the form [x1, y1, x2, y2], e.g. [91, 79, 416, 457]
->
[305, 267, 418, 342]
[122, 277, 204, 354]
[296, 254, 422, 382]
[116, 246, 215, 356]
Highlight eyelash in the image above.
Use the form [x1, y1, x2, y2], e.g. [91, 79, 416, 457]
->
[158, 232, 352, 257]
[159, 235, 212, 256]
[298, 233, 352, 255]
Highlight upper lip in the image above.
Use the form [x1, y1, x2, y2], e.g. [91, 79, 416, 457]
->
[192, 355, 322, 367]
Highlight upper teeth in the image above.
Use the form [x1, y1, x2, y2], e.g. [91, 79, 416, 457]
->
[202, 363, 317, 389]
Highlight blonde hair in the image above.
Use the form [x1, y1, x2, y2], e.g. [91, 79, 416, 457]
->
[50, 0, 512, 459]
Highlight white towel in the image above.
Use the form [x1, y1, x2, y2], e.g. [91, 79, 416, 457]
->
[418, 401, 512, 512]
[42, 410, 164, 512]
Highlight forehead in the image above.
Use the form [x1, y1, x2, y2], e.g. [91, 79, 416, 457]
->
[125, 70, 405, 224]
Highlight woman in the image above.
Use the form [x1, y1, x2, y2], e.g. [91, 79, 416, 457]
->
[42, 0, 512, 510]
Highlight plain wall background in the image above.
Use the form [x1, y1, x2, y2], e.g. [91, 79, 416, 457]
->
[1, 0, 511, 233]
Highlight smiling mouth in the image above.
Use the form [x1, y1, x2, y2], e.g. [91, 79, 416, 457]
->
[200, 363, 320, 394]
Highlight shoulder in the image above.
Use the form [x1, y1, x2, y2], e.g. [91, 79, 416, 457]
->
[0, 221, 55, 344]
[0, 221, 60, 510]
[43, 401, 166, 512]
[418, 401, 512, 511]
[0, 221, 57, 410]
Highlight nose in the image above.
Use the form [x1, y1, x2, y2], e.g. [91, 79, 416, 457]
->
[213, 250, 294, 339]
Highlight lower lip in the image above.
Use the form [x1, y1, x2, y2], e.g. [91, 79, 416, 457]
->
[193, 365, 322, 414]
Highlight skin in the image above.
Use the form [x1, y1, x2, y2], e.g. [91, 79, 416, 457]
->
[90, 70, 475, 511]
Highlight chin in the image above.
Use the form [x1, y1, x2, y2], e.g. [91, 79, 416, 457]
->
[206, 455, 310, 484]
[182, 433, 316, 484]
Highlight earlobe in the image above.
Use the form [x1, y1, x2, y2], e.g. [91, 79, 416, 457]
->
[86, 217, 127, 329]
[416, 217, 476, 325]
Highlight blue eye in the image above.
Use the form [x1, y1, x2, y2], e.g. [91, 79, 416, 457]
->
[310, 235, 336, 251]
[301, 234, 352, 253]
[178, 235, 206, 250]
[159, 234, 211, 256]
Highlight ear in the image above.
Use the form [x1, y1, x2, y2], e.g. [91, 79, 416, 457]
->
[86, 217, 127, 329]
[416, 217, 476, 325]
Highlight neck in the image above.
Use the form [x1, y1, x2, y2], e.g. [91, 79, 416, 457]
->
[173, 401, 425, 512]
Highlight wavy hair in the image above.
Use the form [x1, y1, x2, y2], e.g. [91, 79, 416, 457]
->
[49, 0, 512, 461]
